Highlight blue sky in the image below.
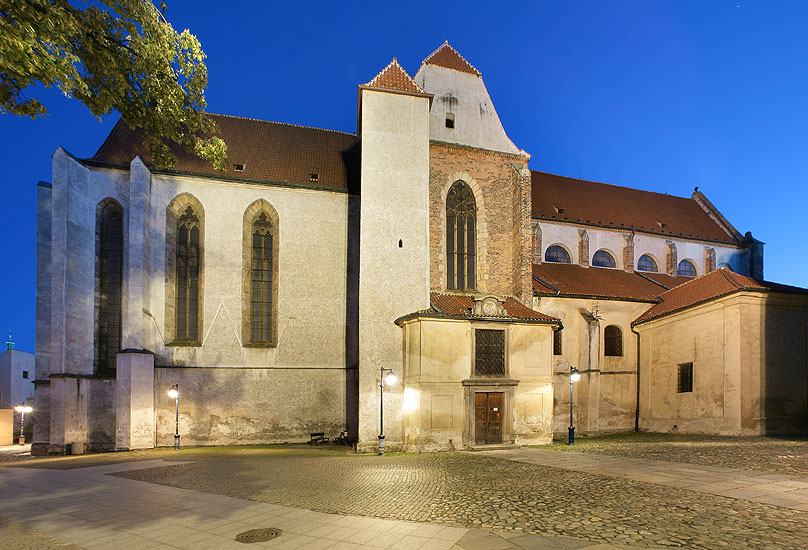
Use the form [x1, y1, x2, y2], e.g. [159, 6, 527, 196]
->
[2, 0, 806, 353]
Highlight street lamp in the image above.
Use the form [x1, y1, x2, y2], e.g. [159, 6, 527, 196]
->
[167, 384, 180, 450]
[568, 367, 581, 445]
[14, 404, 32, 445]
[378, 367, 397, 455]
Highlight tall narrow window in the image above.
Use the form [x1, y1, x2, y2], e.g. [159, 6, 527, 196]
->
[250, 212, 273, 342]
[446, 181, 476, 290]
[176, 206, 200, 342]
[553, 329, 563, 356]
[604, 325, 623, 357]
[678, 363, 694, 393]
[94, 199, 123, 373]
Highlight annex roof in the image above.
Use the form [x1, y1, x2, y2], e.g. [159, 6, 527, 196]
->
[421, 41, 481, 76]
[532, 263, 680, 302]
[90, 115, 360, 191]
[362, 58, 427, 95]
[531, 171, 737, 244]
[633, 268, 808, 325]
[395, 293, 559, 325]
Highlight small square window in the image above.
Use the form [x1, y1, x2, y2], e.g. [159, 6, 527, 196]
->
[553, 330, 562, 356]
[445, 113, 455, 129]
[310, 173, 319, 182]
[22, 371, 29, 379]
[233, 163, 245, 172]
[677, 363, 693, 393]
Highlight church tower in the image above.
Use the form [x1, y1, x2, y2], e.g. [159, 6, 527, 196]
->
[357, 60, 432, 451]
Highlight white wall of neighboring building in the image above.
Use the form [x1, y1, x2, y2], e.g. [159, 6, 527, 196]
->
[0, 349, 35, 409]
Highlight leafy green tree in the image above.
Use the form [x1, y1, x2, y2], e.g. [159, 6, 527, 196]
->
[0, 0, 227, 171]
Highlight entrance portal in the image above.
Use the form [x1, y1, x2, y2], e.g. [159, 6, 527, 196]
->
[474, 392, 503, 444]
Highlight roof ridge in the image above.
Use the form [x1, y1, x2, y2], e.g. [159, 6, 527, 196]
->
[208, 113, 357, 137]
[531, 169, 695, 203]
[421, 41, 482, 76]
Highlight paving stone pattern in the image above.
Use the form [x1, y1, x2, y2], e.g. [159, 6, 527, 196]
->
[112, 448, 808, 549]
[543, 436, 808, 477]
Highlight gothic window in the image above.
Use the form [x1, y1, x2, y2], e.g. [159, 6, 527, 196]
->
[678, 259, 697, 277]
[604, 325, 623, 357]
[175, 206, 201, 342]
[637, 254, 658, 272]
[242, 200, 279, 346]
[94, 199, 123, 373]
[544, 245, 571, 264]
[446, 181, 476, 290]
[678, 363, 694, 393]
[250, 212, 273, 343]
[475, 329, 505, 376]
[592, 249, 616, 268]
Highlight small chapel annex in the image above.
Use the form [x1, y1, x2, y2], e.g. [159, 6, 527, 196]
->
[32, 43, 808, 455]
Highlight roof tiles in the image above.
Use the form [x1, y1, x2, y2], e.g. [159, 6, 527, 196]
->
[362, 58, 426, 94]
[532, 263, 676, 302]
[531, 171, 737, 244]
[421, 41, 481, 76]
[396, 293, 557, 323]
[634, 268, 808, 324]
[90, 115, 360, 191]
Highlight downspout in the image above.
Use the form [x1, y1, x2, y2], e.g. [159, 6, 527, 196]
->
[631, 325, 641, 432]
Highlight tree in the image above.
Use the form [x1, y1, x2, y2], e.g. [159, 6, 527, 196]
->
[0, 0, 227, 171]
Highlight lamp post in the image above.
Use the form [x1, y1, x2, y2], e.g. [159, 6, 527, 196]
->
[378, 367, 397, 455]
[568, 367, 581, 445]
[14, 404, 32, 445]
[167, 384, 180, 450]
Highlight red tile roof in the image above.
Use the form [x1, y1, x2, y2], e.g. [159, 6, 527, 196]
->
[362, 58, 426, 95]
[90, 115, 360, 191]
[395, 293, 558, 324]
[533, 263, 672, 302]
[634, 271, 685, 290]
[531, 171, 738, 244]
[421, 41, 481, 76]
[634, 268, 808, 324]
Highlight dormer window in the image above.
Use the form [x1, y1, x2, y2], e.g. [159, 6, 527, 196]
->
[445, 113, 455, 128]
[233, 163, 245, 173]
[310, 173, 319, 182]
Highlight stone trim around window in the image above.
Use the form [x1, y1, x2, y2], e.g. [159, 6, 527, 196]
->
[241, 199, 280, 347]
[164, 192, 205, 347]
[438, 172, 488, 293]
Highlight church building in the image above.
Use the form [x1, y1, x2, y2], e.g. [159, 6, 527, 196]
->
[32, 43, 808, 455]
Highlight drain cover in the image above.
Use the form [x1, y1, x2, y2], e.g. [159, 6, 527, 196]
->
[235, 527, 282, 543]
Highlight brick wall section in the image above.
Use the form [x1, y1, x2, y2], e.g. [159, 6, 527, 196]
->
[531, 222, 542, 263]
[623, 233, 635, 272]
[578, 230, 589, 266]
[666, 240, 678, 276]
[705, 247, 716, 273]
[429, 142, 532, 303]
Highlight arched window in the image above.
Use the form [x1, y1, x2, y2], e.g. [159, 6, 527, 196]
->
[94, 199, 123, 373]
[592, 249, 616, 268]
[604, 325, 623, 357]
[637, 254, 658, 272]
[176, 206, 201, 342]
[718, 262, 733, 272]
[446, 181, 476, 290]
[677, 259, 697, 277]
[544, 245, 571, 264]
[243, 200, 279, 346]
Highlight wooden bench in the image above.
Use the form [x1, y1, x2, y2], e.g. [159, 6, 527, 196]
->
[308, 432, 329, 444]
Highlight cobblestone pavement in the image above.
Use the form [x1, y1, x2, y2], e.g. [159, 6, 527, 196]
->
[542, 434, 808, 477]
[107, 447, 808, 549]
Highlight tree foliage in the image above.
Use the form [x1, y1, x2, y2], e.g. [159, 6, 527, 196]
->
[0, 0, 227, 171]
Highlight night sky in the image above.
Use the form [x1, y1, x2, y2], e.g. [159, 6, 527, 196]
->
[2, 0, 806, 353]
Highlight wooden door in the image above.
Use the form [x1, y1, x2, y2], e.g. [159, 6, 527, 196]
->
[474, 392, 503, 444]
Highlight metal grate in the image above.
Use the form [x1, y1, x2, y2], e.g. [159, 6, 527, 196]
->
[475, 329, 505, 376]
[604, 325, 623, 357]
[235, 527, 282, 543]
